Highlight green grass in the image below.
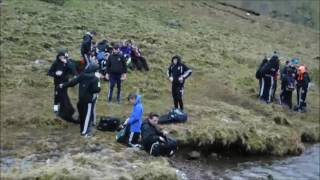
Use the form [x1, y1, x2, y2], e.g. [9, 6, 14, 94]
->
[0, 0, 319, 178]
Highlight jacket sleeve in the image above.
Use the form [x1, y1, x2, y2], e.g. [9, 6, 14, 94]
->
[128, 105, 142, 125]
[167, 66, 172, 78]
[47, 61, 57, 77]
[62, 74, 82, 88]
[106, 56, 111, 74]
[122, 56, 127, 74]
[67, 60, 78, 76]
[182, 64, 192, 79]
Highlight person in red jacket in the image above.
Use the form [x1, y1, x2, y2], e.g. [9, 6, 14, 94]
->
[294, 65, 311, 112]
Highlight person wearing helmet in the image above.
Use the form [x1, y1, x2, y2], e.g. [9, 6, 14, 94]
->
[294, 65, 311, 112]
[167, 55, 192, 111]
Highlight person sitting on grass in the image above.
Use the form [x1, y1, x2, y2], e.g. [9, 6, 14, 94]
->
[141, 112, 177, 157]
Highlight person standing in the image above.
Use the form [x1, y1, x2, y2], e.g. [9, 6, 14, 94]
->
[261, 53, 280, 103]
[60, 63, 101, 137]
[256, 56, 268, 98]
[167, 55, 192, 111]
[280, 61, 296, 109]
[294, 65, 311, 112]
[81, 31, 96, 69]
[124, 93, 144, 147]
[48, 50, 77, 122]
[105, 44, 127, 103]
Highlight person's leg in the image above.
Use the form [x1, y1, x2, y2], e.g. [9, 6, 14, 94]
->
[262, 76, 270, 102]
[128, 132, 140, 146]
[54, 85, 60, 113]
[259, 77, 265, 98]
[300, 87, 308, 110]
[116, 74, 122, 103]
[108, 74, 116, 102]
[288, 91, 293, 109]
[268, 76, 274, 103]
[58, 88, 75, 122]
[84, 53, 90, 69]
[178, 84, 184, 110]
[172, 83, 179, 109]
[77, 102, 86, 134]
[81, 102, 93, 135]
[272, 80, 277, 102]
[296, 86, 301, 110]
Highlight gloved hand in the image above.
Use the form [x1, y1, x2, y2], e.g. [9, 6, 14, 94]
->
[56, 71, 63, 76]
[169, 77, 173, 82]
[178, 76, 184, 83]
[121, 73, 127, 81]
[105, 74, 109, 80]
[95, 72, 101, 79]
[59, 83, 64, 89]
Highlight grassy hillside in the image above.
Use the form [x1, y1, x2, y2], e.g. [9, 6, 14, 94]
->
[1, 0, 319, 179]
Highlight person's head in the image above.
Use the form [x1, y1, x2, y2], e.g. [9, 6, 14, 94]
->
[171, 55, 181, 65]
[90, 31, 97, 37]
[128, 93, 137, 104]
[57, 52, 66, 63]
[126, 40, 132, 47]
[148, 112, 159, 125]
[298, 65, 306, 75]
[113, 43, 121, 54]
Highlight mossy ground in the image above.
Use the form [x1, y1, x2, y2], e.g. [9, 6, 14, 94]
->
[0, 0, 319, 179]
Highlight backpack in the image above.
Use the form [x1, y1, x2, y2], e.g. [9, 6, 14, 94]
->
[158, 108, 188, 124]
[97, 116, 120, 131]
[97, 51, 106, 62]
[116, 125, 128, 143]
[285, 76, 295, 91]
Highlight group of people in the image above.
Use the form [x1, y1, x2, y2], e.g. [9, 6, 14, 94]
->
[48, 31, 192, 156]
[256, 52, 311, 112]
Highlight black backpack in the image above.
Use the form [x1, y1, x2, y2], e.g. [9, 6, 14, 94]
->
[285, 76, 295, 91]
[159, 109, 188, 124]
[97, 117, 120, 131]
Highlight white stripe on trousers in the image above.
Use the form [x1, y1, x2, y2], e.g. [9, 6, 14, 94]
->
[82, 103, 92, 134]
[268, 77, 274, 102]
[298, 87, 302, 107]
[92, 94, 97, 125]
[128, 132, 134, 144]
[260, 78, 265, 97]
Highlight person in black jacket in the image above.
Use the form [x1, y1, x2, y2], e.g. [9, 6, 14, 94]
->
[60, 63, 101, 137]
[256, 56, 268, 98]
[48, 51, 77, 122]
[81, 31, 96, 69]
[294, 65, 311, 112]
[167, 55, 192, 111]
[260, 53, 280, 103]
[279, 61, 296, 109]
[141, 113, 177, 156]
[105, 44, 127, 103]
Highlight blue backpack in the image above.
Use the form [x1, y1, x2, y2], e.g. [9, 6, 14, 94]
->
[97, 51, 106, 63]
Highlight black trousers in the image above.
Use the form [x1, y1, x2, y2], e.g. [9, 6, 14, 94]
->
[127, 132, 140, 146]
[261, 76, 274, 103]
[54, 85, 75, 122]
[108, 73, 122, 102]
[77, 98, 97, 135]
[172, 82, 184, 110]
[280, 89, 293, 109]
[258, 78, 264, 97]
[149, 138, 177, 156]
[296, 86, 308, 110]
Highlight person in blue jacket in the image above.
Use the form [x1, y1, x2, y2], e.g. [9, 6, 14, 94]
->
[124, 93, 143, 147]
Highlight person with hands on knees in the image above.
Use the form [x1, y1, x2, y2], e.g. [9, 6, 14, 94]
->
[123, 93, 143, 147]
[141, 112, 177, 157]
[60, 63, 101, 137]
[167, 55, 192, 111]
[48, 50, 77, 122]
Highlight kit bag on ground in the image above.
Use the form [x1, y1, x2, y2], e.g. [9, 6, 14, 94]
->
[159, 108, 188, 124]
[97, 116, 120, 131]
[116, 124, 129, 143]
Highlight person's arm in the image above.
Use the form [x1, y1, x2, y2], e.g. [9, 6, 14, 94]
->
[67, 59, 78, 76]
[181, 64, 192, 79]
[122, 55, 127, 74]
[61, 74, 82, 88]
[47, 61, 57, 77]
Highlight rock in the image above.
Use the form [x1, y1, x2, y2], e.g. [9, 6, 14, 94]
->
[187, 151, 201, 160]
[167, 19, 182, 29]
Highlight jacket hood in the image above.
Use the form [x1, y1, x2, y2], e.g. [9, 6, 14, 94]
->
[171, 55, 181, 64]
[135, 95, 142, 105]
[84, 63, 99, 73]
